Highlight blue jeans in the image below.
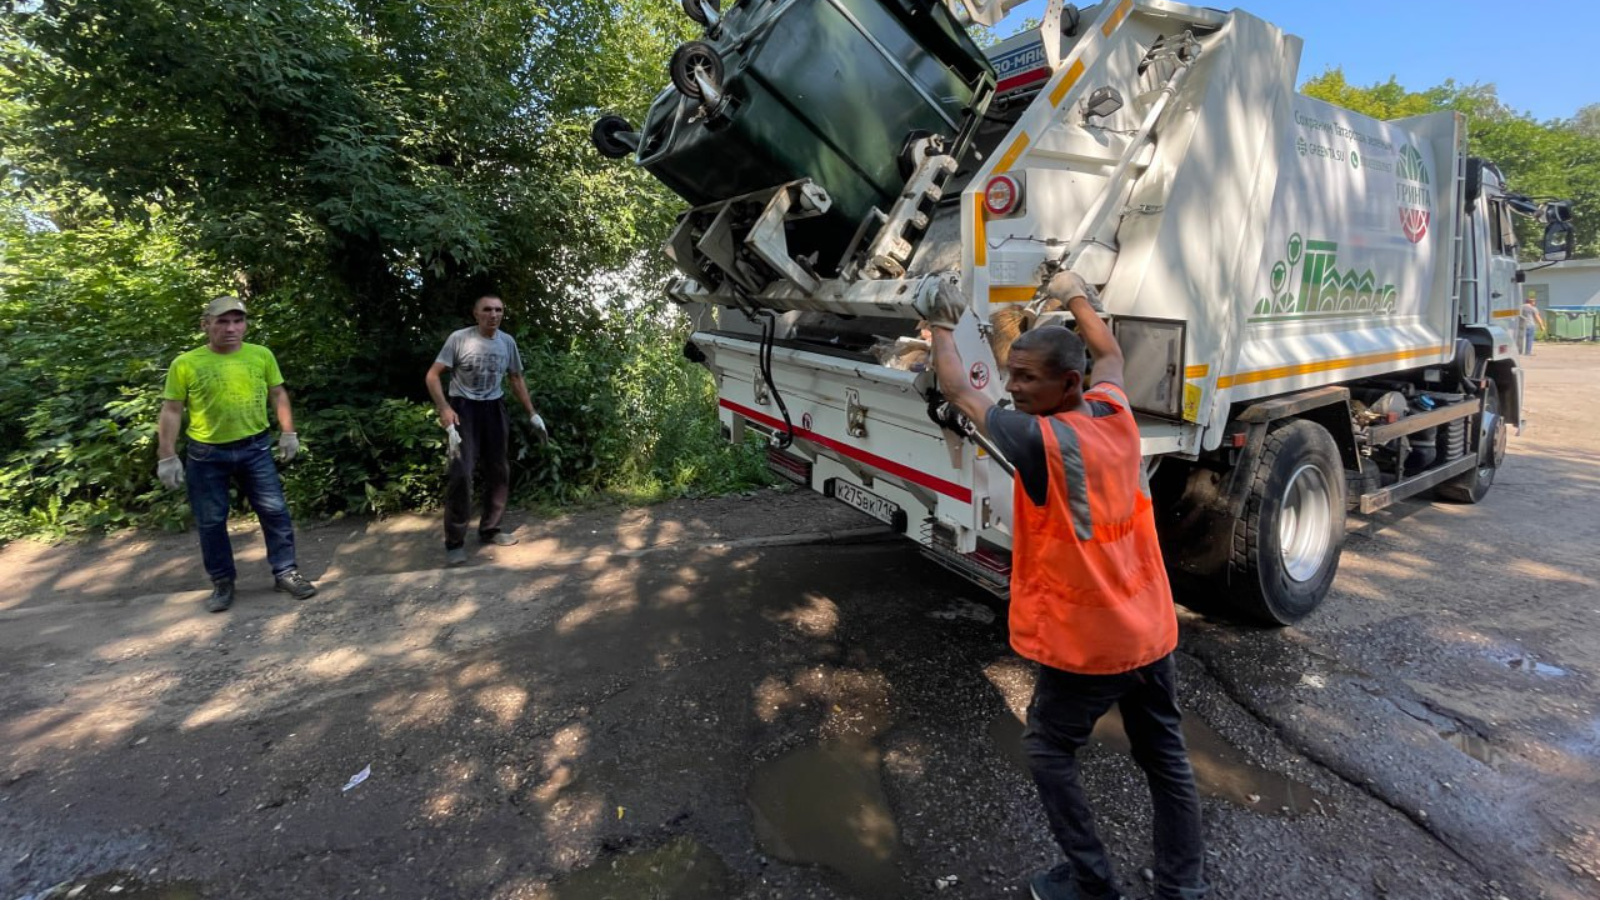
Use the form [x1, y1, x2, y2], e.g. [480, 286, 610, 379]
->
[185, 432, 298, 583]
[1523, 324, 1536, 355]
[1024, 653, 1208, 900]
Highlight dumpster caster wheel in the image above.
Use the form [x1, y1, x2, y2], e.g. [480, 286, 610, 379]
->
[682, 0, 720, 28]
[671, 40, 723, 100]
[590, 114, 638, 159]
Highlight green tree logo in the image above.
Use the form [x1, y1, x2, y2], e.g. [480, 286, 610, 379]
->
[1253, 234, 1398, 322]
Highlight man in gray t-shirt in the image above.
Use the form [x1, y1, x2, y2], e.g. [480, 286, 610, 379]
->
[1520, 295, 1545, 355]
[424, 295, 548, 565]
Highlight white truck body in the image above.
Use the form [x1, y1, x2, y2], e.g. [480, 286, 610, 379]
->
[652, 0, 1567, 621]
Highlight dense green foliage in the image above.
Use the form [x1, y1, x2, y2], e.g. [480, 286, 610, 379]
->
[0, 0, 768, 540]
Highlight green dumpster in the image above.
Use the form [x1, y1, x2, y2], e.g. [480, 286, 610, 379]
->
[635, 0, 994, 269]
[1547, 308, 1600, 341]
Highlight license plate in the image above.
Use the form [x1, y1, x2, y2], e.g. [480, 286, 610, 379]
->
[827, 479, 905, 532]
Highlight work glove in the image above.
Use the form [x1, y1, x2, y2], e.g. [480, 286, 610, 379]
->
[1043, 269, 1104, 312]
[157, 456, 185, 491]
[912, 276, 967, 330]
[277, 431, 300, 463]
[530, 413, 549, 443]
[446, 424, 463, 459]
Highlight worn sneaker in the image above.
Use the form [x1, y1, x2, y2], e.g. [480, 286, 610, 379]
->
[205, 579, 235, 613]
[480, 531, 519, 546]
[273, 569, 318, 600]
[1029, 864, 1123, 900]
[446, 545, 468, 567]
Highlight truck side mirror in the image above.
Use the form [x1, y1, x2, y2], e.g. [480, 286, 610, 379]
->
[1542, 221, 1575, 261]
[1542, 200, 1575, 262]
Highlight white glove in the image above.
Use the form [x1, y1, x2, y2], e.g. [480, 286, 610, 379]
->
[1043, 269, 1103, 311]
[530, 413, 548, 442]
[911, 276, 967, 330]
[446, 424, 462, 459]
[158, 456, 184, 491]
[277, 431, 300, 463]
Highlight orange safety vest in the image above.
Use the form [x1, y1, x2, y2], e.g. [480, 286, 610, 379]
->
[1008, 385, 1177, 675]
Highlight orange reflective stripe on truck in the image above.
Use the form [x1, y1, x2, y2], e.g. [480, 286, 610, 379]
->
[1101, 0, 1133, 37]
[1217, 346, 1441, 389]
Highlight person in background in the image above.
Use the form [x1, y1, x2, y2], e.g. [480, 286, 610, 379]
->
[1521, 294, 1546, 355]
[425, 294, 546, 567]
[157, 296, 318, 613]
[919, 271, 1207, 900]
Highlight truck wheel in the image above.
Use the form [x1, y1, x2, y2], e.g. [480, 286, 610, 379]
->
[671, 41, 723, 100]
[1435, 379, 1504, 503]
[1229, 419, 1346, 625]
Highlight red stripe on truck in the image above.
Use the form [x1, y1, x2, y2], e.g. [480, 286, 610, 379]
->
[996, 66, 1050, 93]
[720, 399, 973, 504]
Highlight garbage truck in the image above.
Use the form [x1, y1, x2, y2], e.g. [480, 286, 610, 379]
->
[591, 0, 1577, 624]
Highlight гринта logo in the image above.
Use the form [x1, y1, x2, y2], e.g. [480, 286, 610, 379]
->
[1396, 145, 1431, 244]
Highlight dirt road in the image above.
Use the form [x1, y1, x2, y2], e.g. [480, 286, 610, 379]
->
[3, 344, 1597, 900]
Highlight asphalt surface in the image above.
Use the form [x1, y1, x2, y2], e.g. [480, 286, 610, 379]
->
[3, 344, 1598, 900]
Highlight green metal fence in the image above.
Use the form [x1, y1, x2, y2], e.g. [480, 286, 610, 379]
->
[1546, 307, 1600, 342]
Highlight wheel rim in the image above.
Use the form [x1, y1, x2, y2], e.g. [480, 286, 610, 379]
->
[674, 46, 720, 98]
[1279, 462, 1334, 583]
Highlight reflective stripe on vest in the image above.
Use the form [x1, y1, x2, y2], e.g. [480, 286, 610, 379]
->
[1047, 417, 1095, 541]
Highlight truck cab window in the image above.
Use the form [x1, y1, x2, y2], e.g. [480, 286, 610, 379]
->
[1493, 199, 1518, 255]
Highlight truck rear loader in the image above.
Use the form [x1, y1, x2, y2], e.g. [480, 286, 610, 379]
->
[592, 0, 1577, 624]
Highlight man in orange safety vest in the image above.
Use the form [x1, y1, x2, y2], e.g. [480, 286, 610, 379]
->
[921, 270, 1207, 900]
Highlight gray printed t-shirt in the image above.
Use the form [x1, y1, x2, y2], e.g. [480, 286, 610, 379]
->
[435, 327, 524, 400]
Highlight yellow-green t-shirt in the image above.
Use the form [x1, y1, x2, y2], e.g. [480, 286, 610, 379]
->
[161, 344, 285, 444]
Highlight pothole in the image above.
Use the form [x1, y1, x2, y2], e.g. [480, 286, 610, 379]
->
[1438, 728, 1506, 767]
[747, 738, 905, 896]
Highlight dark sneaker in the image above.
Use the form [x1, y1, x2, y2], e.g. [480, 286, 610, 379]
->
[480, 531, 518, 546]
[446, 546, 468, 567]
[206, 579, 235, 613]
[1030, 864, 1123, 900]
[273, 569, 318, 600]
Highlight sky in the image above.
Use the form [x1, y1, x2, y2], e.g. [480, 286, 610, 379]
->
[1006, 1, 1597, 123]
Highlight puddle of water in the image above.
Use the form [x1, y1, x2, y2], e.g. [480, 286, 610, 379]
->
[747, 739, 905, 897]
[1439, 729, 1506, 767]
[550, 836, 735, 900]
[991, 709, 1331, 816]
[27, 873, 203, 900]
[1480, 644, 1567, 678]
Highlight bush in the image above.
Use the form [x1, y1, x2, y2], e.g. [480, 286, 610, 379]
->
[0, 206, 221, 538]
[0, 205, 769, 540]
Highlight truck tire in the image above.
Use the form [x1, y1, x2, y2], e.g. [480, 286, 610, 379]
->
[1229, 419, 1346, 625]
[1434, 379, 1503, 503]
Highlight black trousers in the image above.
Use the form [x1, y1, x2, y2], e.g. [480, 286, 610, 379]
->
[443, 396, 510, 548]
[1023, 652, 1208, 900]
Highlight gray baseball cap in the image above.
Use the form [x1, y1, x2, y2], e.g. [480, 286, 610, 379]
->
[204, 296, 247, 317]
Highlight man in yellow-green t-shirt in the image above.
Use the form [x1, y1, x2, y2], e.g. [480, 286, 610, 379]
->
[157, 296, 318, 612]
